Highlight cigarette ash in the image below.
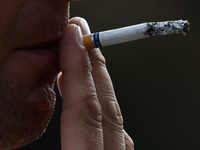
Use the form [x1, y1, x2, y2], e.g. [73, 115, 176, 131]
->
[145, 20, 189, 37]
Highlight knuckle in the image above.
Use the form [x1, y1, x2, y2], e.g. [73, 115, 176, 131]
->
[103, 99, 124, 127]
[82, 94, 103, 129]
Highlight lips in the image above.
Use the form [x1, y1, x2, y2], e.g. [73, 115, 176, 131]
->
[13, 46, 60, 110]
[16, 38, 60, 74]
[12, 34, 61, 110]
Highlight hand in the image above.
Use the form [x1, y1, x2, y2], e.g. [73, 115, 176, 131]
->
[57, 17, 134, 150]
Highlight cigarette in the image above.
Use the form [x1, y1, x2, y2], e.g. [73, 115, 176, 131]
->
[83, 19, 189, 50]
[51, 19, 189, 52]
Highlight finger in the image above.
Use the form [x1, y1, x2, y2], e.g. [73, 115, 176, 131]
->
[69, 17, 91, 35]
[58, 24, 103, 150]
[76, 17, 126, 149]
[124, 130, 134, 150]
[90, 45, 125, 150]
[57, 72, 63, 96]
[57, 17, 89, 97]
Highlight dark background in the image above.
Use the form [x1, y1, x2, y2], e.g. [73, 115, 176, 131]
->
[18, 0, 200, 149]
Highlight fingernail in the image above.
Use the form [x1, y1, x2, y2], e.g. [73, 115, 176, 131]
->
[76, 26, 84, 46]
[79, 18, 91, 35]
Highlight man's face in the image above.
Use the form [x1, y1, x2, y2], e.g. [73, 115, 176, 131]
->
[0, 0, 71, 149]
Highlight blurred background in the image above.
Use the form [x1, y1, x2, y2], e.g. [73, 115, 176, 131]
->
[18, 0, 200, 149]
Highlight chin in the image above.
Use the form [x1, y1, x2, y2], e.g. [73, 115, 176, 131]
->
[0, 81, 57, 150]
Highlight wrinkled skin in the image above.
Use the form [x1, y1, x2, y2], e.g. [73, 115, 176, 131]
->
[0, 0, 71, 149]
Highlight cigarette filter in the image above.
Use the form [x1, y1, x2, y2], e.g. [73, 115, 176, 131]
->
[83, 20, 189, 50]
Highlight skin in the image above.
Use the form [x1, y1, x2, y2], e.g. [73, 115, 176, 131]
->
[0, 0, 134, 150]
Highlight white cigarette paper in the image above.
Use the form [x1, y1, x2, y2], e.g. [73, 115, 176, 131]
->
[83, 19, 189, 50]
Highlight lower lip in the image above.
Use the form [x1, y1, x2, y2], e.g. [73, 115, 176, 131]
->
[16, 48, 60, 110]
[16, 47, 60, 77]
